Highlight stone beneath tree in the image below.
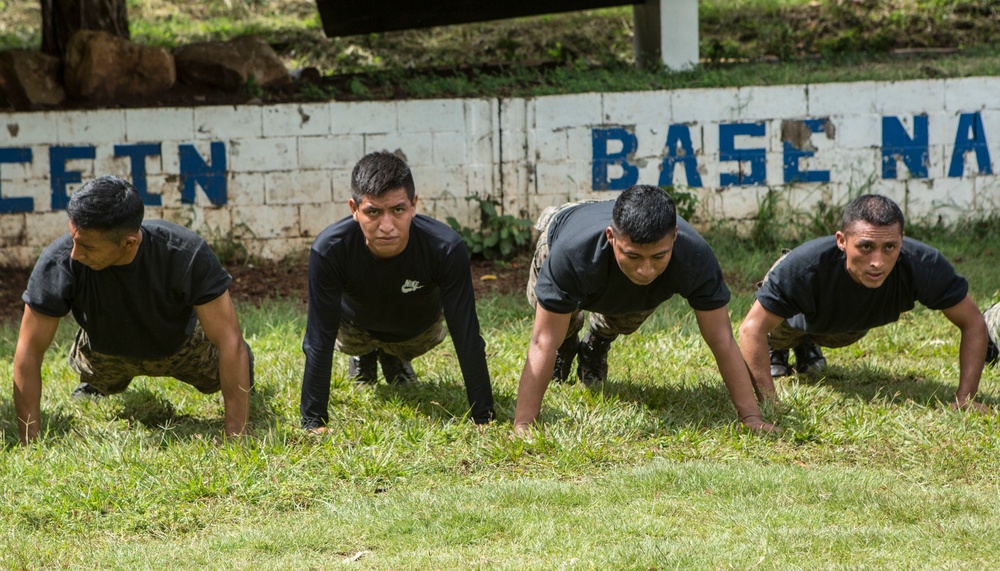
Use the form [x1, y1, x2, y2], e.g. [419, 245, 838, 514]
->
[0, 50, 67, 108]
[174, 35, 290, 92]
[63, 30, 175, 101]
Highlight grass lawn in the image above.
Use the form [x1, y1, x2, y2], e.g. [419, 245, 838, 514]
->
[2, 223, 1000, 569]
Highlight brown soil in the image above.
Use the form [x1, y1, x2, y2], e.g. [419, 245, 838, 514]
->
[0, 255, 529, 326]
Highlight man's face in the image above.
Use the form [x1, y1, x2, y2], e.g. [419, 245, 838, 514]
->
[835, 221, 903, 288]
[606, 226, 678, 286]
[68, 222, 137, 271]
[349, 187, 418, 259]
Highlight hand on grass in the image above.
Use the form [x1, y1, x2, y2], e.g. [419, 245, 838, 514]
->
[740, 414, 782, 434]
[950, 399, 992, 414]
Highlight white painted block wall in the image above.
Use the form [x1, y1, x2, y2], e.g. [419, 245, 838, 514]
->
[1, 76, 998, 265]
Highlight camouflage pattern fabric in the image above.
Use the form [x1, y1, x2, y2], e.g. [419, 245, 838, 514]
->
[335, 313, 447, 361]
[984, 301, 1000, 365]
[69, 324, 221, 394]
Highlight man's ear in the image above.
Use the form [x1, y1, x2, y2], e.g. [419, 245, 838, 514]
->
[349, 198, 359, 221]
[605, 226, 615, 243]
[835, 230, 847, 251]
[411, 195, 419, 211]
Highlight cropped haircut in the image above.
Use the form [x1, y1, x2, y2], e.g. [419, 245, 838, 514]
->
[350, 151, 416, 204]
[66, 176, 144, 242]
[842, 194, 905, 234]
[611, 185, 677, 244]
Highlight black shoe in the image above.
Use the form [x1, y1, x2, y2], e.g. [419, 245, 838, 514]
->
[577, 331, 613, 389]
[349, 351, 378, 387]
[769, 348, 792, 378]
[72, 383, 105, 399]
[551, 336, 579, 382]
[378, 350, 418, 385]
[987, 338, 998, 368]
[793, 342, 827, 374]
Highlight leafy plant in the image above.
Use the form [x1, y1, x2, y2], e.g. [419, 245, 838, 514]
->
[447, 195, 533, 260]
[665, 186, 699, 221]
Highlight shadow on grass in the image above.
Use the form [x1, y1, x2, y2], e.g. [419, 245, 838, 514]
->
[0, 400, 77, 448]
[367, 376, 518, 426]
[785, 363, 997, 408]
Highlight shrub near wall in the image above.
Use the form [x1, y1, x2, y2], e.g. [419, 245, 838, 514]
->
[1, 77, 998, 265]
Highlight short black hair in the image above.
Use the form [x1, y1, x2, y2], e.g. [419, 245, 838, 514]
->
[611, 185, 677, 244]
[842, 194, 905, 233]
[350, 151, 416, 204]
[66, 175, 144, 241]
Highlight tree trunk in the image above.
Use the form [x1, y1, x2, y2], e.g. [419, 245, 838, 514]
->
[41, 0, 130, 58]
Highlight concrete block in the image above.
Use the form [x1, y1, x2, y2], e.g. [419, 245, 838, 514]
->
[365, 133, 433, 166]
[94, 143, 127, 179]
[194, 105, 263, 139]
[231, 204, 300, 239]
[465, 164, 499, 200]
[125, 108, 194, 142]
[299, 200, 348, 239]
[1, 111, 60, 145]
[331, 168, 354, 203]
[255, 236, 313, 261]
[826, 114, 882, 149]
[533, 93, 603, 130]
[57, 109, 126, 144]
[226, 172, 266, 206]
[397, 99, 466, 132]
[0, 246, 36, 266]
[737, 85, 808, 121]
[532, 128, 567, 162]
[229, 137, 297, 172]
[974, 175, 1000, 210]
[25, 211, 68, 246]
[0, 151, 34, 180]
[875, 80, 945, 115]
[0, 212, 26, 247]
[263, 102, 332, 137]
[808, 81, 879, 116]
[602, 91, 672, 125]
[410, 165, 466, 197]
[863, 178, 908, 210]
[142, 174, 177, 206]
[672, 87, 741, 123]
[265, 170, 333, 205]
[906, 177, 973, 222]
[0, 178, 38, 212]
[432, 130, 470, 166]
[826, 148, 882, 193]
[298, 134, 365, 170]
[331, 100, 397, 134]
[944, 76, 1000, 114]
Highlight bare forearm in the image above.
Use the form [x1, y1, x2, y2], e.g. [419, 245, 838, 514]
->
[713, 338, 766, 423]
[955, 325, 987, 404]
[220, 342, 251, 436]
[513, 344, 556, 429]
[13, 358, 43, 444]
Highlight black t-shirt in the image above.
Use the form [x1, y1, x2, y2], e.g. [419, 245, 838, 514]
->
[534, 200, 730, 315]
[22, 220, 232, 359]
[300, 214, 494, 426]
[755, 235, 968, 333]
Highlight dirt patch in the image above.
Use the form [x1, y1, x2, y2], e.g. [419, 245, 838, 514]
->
[0, 255, 529, 326]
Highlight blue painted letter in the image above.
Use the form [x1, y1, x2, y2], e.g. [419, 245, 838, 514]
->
[179, 142, 227, 205]
[881, 115, 928, 179]
[0, 148, 34, 214]
[719, 123, 766, 187]
[948, 112, 992, 177]
[658, 124, 702, 188]
[114, 143, 163, 205]
[783, 119, 831, 184]
[592, 128, 639, 191]
[50, 146, 97, 210]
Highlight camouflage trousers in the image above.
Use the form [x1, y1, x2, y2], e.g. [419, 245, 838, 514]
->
[527, 201, 656, 342]
[69, 325, 221, 395]
[984, 302, 1000, 365]
[758, 250, 870, 350]
[335, 313, 447, 360]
